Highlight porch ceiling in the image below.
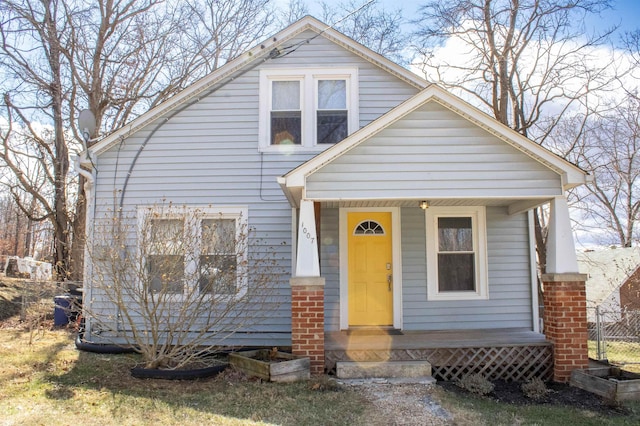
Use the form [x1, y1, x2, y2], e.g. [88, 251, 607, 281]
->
[318, 197, 550, 213]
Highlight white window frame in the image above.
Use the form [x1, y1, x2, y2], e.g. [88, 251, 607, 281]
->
[137, 205, 248, 300]
[425, 206, 488, 301]
[259, 67, 358, 152]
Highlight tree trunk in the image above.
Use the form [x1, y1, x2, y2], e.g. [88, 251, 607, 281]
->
[69, 177, 87, 281]
[47, 5, 71, 281]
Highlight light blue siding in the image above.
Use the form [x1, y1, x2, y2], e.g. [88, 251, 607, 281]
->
[88, 30, 419, 346]
[306, 102, 563, 200]
[400, 206, 533, 330]
[320, 208, 340, 331]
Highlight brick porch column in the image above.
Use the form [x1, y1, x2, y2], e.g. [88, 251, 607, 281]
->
[290, 276, 325, 375]
[542, 273, 588, 383]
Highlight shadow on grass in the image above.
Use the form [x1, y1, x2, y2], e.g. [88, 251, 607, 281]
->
[0, 293, 22, 321]
[0, 329, 73, 383]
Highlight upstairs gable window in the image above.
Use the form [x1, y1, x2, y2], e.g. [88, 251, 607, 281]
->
[260, 68, 358, 151]
[271, 80, 302, 145]
[317, 79, 348, 144]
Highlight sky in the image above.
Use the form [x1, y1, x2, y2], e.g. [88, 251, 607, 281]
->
[296, 0, 639, 249]
[306, 0, 640, 42]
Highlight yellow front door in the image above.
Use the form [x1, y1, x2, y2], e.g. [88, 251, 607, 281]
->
[347, 211, 393, 326]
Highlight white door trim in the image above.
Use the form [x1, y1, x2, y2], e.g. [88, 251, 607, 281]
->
[339, 207, 403, 330]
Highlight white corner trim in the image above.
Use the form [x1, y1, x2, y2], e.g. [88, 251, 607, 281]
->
[528, 210, 541, 333]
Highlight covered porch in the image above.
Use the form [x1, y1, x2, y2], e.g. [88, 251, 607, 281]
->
[325, 328, 553, 381]
[278, 86, 590, 381]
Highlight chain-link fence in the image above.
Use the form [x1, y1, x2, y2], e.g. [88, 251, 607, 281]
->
[588, 306, 640, 373]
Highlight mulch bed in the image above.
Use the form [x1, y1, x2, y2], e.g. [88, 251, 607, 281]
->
[439, 380, 632, 416]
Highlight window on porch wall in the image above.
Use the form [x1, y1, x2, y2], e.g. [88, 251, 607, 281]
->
[426, 206, 488, 301]
[437, 217, 475, 292]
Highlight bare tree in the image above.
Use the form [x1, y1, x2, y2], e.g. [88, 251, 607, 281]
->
[0, 0, 274, 280]
[0, 0, 75, 279]
[563, 95, 640, 247]
[278, 0, 309, 26]
[320, 0, 409, 64]
[276, 0, 410, 64]
[413, 0, 617, 271]
[86, 204, 284, 370]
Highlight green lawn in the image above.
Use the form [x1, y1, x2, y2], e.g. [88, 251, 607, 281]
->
[0, 329, 372, 426]
[589, 340, 640, 373]
[1, 278, 639, 425]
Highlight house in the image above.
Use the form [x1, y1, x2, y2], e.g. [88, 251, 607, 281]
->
[80, 16, 589, 382]
[578, 247, 640, 323]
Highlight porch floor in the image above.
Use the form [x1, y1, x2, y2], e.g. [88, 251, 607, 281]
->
[325, 328, 553, 381]
[326, 327, 548, 350]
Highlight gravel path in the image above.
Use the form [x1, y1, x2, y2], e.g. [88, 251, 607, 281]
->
[338, 379, 454, 425]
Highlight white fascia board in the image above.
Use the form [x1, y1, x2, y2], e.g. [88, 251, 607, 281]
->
[91, 54, 275, 156]
[315, 22, 427, 90]
[284, 85, 587, 189]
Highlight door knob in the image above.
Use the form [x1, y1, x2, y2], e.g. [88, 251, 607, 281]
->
[387, 274, 392, 291]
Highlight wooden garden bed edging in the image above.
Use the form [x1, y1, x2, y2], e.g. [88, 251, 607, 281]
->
[570, 367, 640, 401]
[229, 349, 310, 383]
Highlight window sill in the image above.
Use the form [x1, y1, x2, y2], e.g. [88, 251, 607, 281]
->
[258, 145, 336, 154]
[427, 291, 489, 301]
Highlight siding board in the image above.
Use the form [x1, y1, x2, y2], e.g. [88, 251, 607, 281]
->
[89, 29, 419, 346]
[306, 102, 562, 200]
[399, 206, 533, 331]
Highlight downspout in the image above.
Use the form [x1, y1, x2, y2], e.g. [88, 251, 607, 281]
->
[75, 151, 97, 340]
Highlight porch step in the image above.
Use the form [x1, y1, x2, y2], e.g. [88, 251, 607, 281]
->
[336, 360, 432, 379]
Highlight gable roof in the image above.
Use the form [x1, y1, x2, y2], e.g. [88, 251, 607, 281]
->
[89, 16, 427, 156]
[279, 84, 589, 206]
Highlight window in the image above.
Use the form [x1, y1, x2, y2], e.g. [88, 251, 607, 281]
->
[317, 79, 348, 144]
[260, 68, 358, 151]
[148, 218, 185, 294]
[199, 218, 237, 295]
[271, 81, 301, 145]
[140, 206, 247, 298]
[425, 207, 488, 300]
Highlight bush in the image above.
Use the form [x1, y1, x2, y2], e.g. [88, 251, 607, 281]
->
[456, 373, 495, 396]
[521, 377, 549, 400]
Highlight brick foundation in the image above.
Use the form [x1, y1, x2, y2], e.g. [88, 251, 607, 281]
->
[290, 277, 325, 375]
[542, 273, 588, 383]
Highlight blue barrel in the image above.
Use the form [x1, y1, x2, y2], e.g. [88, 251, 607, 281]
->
[54, 295, 73, 326]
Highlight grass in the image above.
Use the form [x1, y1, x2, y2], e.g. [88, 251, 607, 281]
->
[0, 329, 371, 425]
[436, 389, 640, 426]
[589, 340, 640, 373]
[1, 277, 640, 425]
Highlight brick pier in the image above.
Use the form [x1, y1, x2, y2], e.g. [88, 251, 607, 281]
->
[542, 273, 589, 382]
[290, 277, 325, 375]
